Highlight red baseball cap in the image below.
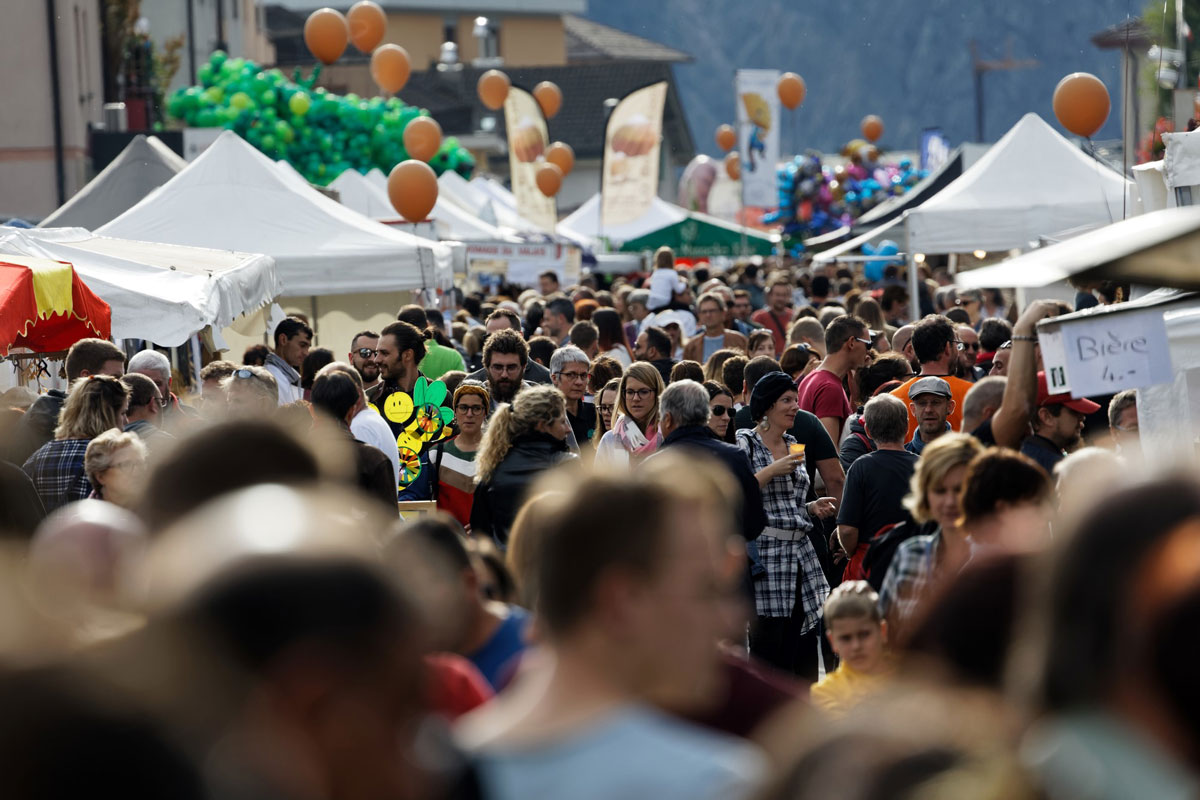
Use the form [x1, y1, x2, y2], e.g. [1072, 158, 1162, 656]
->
[1036, 371, 1101, 414]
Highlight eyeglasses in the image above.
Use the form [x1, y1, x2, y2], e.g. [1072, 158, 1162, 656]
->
[961, 341, 980, 352]
[956, 297, 980, 306]
[711, 405, 730, 417]
[355, 347, 376, 359]
[855, 336, 873, 347]
[624, 388, 654, 400]
[455, 403, 486, 416]
[555, 369, 589, 382]
[488, 363, 522, 374]
[953, 340, 965, 351]
[233, 368, 256, 379]
[598, 403, 615, 416]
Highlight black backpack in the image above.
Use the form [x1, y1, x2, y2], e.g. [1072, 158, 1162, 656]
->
[862, 521, 934, 591]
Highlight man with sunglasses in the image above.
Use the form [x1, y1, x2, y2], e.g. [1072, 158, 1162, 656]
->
[348, 330, 381, 394]
[956, 325, 984, 381]
[798, 315, 872, 447]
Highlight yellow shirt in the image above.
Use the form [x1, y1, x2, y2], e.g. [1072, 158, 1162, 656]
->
[810, 659, 894, 718]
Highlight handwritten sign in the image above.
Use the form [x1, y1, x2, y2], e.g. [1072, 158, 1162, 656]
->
[1059, 309, 1172, 398]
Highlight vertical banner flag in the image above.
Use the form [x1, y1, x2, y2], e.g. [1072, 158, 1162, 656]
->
[503, 86, 557, 232]
[921, 128, 951, 172]
[735, 69, 781, 207]
[601, 81, 668, 229]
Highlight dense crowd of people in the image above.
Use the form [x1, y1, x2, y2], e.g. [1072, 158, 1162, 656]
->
[0, 245, 1188, 800]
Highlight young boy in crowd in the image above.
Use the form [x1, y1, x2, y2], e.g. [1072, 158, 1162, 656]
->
[810, 581, 894, 717]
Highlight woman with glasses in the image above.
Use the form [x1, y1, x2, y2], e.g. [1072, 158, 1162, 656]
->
[594, 363, 665, 468]
[23, 376, 130, 512]
[431, 381, 490, 528]
[472, 385, 576, 548]
[591, 377, 621, 452]
[703, 380, 735, 443]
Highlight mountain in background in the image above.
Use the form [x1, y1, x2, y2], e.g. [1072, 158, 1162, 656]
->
[585, 0, 1146, 157]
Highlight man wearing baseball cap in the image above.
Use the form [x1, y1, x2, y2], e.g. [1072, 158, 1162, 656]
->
[905, 377, 955, 455]
[1020, 371, 1101, 475]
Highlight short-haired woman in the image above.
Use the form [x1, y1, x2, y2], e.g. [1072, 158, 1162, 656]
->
[594, 362, 664, 468]
[471, 385, 576, 548]
[23, 376, 130, 511]
[736, 371, 837, 680]
[84, 430, 148, 509]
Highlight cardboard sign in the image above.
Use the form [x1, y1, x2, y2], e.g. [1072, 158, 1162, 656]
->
[1038, 328, 1071, 394]
[1059, 309, 1172, 397]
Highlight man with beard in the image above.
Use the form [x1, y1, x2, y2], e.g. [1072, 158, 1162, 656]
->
[904, 377, 954, 455]
[633, 326, 676, 386]
[370, 321, 433, 501]
[348, 330, 381, 394]
[1020, 372, 1101, 475]
[481, 329, 532, 411]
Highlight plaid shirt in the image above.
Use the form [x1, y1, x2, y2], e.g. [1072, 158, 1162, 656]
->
[22, 438, 93, 512]
[737, 428, 829, 628]
[878, 530, 959, 628]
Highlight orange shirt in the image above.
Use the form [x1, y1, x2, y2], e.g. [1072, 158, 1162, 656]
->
[891, 374, 974, 441]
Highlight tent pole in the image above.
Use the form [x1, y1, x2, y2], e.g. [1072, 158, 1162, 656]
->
[904, 211, 920, 324]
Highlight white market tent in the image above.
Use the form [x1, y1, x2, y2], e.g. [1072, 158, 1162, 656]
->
[38, 135, 186, 230]
[438, 170, 548, 234]
[0, 226, 279, 346]
[471, 176, 519, 212]
[99, 131, 452, 295]
[906, 113, 1131, 255]
[557, 193, 688, 247]
[347, 168, 518, 242]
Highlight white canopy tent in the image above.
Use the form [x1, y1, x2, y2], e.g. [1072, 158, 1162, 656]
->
[38, 135, 186, 230]
[0, 226, 279, 346]
[100, 131, 452, 295]
[347, 168, 519, 242]
[906, 113, 1131, 255]
[471, 176, 519, 212]
[813, 217, 904, 265]
[557, 193, 688, 248]
[956, 207, 1200, 290]
[437, 171, 549, 234]
[330, 168, 397, 220]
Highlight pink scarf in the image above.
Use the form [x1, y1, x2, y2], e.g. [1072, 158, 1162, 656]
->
[611, 413, 662, 457]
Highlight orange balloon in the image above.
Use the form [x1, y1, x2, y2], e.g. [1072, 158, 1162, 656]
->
[304, 8, 349, 65]
[777, 72, 806, 110]
[370, 44, 411, 94]
[861, 115, 884, 143]
[1053, 72, 1111, 138]
[536, 162, 563, 197]
[478, 70, 510, 110]
[388, 160, 438, 222]
[715, 124, 736, 152]
[545, 142, 575, 176]
[403, 116, 442, 162]
[533, 81, 563, 118]
[724, 152, 740, 180]
[347, 1, 386, 53]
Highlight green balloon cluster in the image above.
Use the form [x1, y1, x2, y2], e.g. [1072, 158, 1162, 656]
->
[167, 50, 475, 184]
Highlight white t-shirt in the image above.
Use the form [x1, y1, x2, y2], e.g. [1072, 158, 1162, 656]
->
[351, 407, 400, 487]
[604, 345, 632, 368]
[648, 269, 687, 311]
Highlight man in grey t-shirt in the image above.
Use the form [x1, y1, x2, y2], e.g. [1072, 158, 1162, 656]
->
[456, 456, 763, 800]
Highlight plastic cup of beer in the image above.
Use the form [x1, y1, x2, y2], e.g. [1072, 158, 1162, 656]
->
[789, 443, 806, 458]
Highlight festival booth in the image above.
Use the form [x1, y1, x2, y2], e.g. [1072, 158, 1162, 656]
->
[0, 254, 111, 357]
[955, 206, 1200, 468]
[37, 135, 185, 230]
[99, 131, 452, 356]
[0, 227, 279, 347]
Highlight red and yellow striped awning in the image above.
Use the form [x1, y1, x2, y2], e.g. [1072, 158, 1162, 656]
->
[0, 255, 111, 356]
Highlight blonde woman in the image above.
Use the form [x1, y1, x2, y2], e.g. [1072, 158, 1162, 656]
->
[594, 362, 664, 468]
[876, 433, 984, 636]
[471, 385, 576, 548]
[23, 375, 130, 511]
[84, 430, 148, 509]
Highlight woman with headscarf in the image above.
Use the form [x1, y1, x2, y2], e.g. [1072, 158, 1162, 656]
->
[430, 380, 491, 528]
[594, 362, 664, 468]
[736, 371, 837, 681]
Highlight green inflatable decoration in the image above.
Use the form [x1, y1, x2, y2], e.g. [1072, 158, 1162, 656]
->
[167, 51, 475, 185]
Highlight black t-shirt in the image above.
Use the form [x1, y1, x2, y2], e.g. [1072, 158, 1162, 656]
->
[836, 449, 919, 540]
[970, 417, 996, 446]
[568, 402, 596, 447]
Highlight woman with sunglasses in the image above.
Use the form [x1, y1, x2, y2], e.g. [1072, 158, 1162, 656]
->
[595, 363, 664, 468]
[430, 381, 490, 528]
[703, 380, 736, 443]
